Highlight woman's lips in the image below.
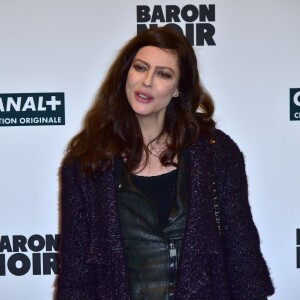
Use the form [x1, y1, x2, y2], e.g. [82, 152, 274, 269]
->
[134, 91, 154, 103]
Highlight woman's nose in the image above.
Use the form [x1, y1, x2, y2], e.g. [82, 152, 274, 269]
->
[142, 71, 154, 87]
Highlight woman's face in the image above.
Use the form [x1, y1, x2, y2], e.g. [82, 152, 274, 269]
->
[126, 46, 180, 124]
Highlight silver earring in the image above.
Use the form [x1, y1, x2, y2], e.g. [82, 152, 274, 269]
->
[173, 89, 179, 97]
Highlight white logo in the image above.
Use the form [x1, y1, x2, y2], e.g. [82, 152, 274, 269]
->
[0, 93, 65, 126]
[0, 95, 61, 112]
[293, 91, 300, 106]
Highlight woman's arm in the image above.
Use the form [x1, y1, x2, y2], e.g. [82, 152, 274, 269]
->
[217, 140, 274, 299]
[55, 162, 96, 300]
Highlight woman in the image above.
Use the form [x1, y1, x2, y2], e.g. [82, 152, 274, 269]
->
[56, 27, 274, 299]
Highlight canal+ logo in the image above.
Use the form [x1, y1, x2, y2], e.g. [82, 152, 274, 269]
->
[0, 92, 65, 126]
[290, 88, 300, 121]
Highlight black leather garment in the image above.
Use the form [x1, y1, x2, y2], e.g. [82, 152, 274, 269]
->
[116, 155, 269, 300]
[116, 153, 190, 300]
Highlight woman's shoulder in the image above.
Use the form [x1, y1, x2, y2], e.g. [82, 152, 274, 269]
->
[194, 128, 243, 161]
[214, 129, 242, 154]
[60, 156, 80, 174]
[213, 129, 245, 167]
[60, 156, 115, 184]
[59, 158, 82, 186]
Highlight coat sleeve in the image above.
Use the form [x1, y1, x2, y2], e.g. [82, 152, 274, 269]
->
[55, 162, 97, 300]
[217, 138, 274, 299]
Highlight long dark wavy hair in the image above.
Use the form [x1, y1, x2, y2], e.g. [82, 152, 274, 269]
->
[64, 27, 215, 175]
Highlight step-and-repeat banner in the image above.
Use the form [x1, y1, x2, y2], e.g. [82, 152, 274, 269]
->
[1, 1, 299, 299]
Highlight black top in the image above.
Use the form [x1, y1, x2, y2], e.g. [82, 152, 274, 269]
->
[130, 169, 177, 229]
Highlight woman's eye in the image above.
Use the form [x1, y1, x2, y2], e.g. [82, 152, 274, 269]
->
[133, 64, 146, 72]
[157, 71, 172, 79]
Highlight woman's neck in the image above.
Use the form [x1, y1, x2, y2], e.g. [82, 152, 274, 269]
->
[137, 114, 164, 144]
[134, 133, 178, 176]
[133, 114, 177, 176]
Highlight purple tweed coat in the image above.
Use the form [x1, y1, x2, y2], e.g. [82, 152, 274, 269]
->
[56, 130, 274, 299]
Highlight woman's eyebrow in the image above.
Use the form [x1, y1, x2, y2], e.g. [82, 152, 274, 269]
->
[132, 58, 176, 74]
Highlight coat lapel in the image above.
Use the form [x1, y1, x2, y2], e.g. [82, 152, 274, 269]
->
[176, 137, 224, 296]
[184, 137, 223, 254]
[84, 165, 127, 270]
[83, 165, 130, 298]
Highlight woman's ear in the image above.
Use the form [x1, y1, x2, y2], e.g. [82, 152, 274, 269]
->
[173, 89, 179, 97]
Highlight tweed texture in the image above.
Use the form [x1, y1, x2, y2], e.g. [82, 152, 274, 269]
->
[55, 129, 274, 299]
